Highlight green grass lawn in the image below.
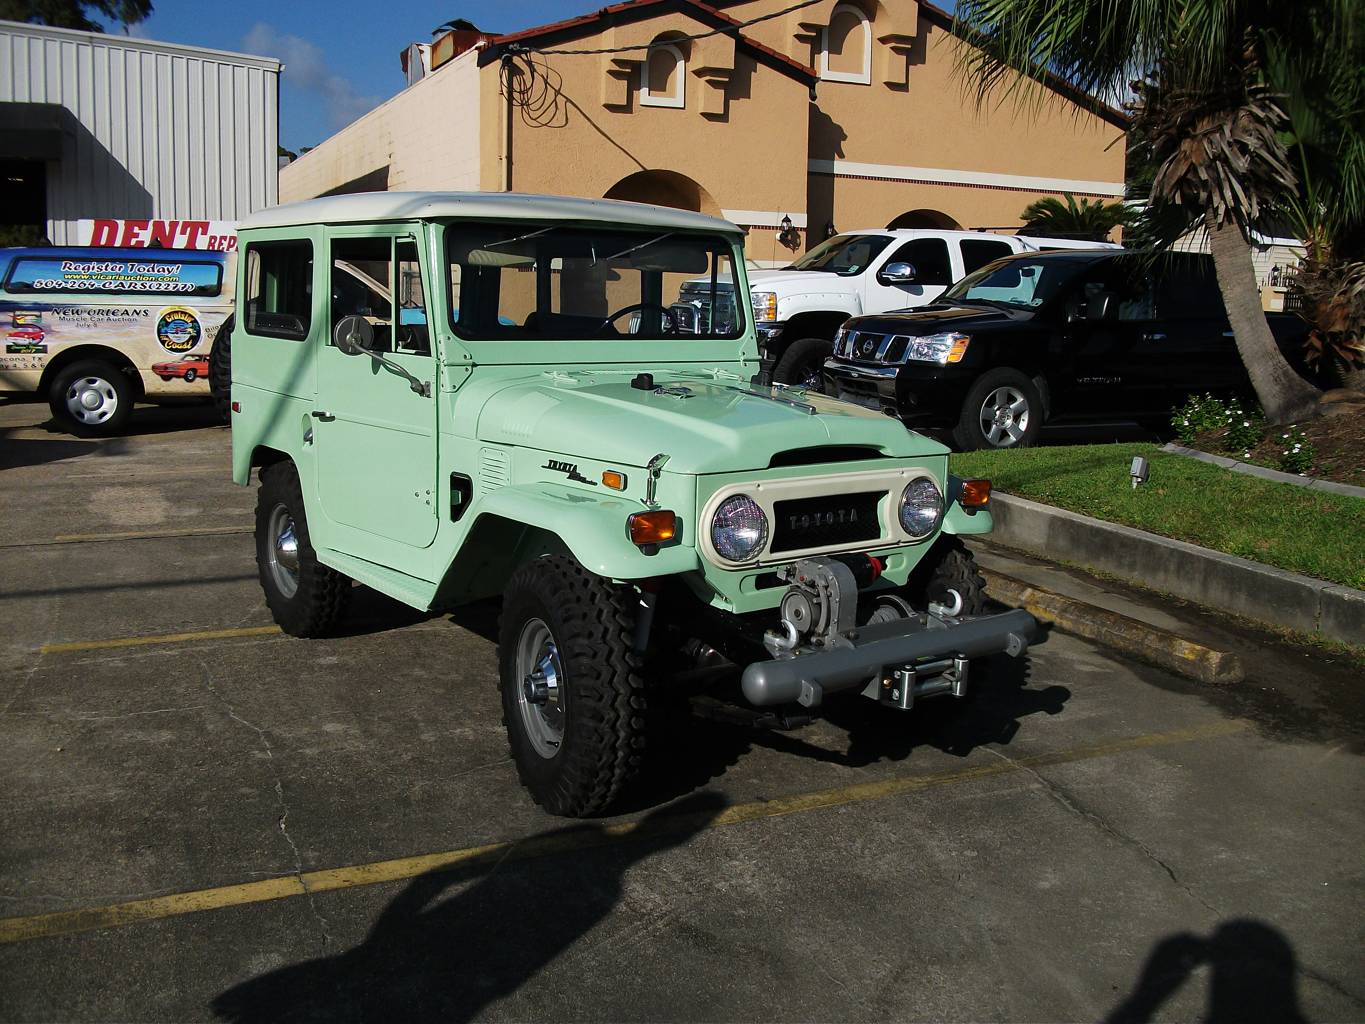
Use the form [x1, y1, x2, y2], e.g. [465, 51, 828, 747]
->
[951, 443, 1365, 590]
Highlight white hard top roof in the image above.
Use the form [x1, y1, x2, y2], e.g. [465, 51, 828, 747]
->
[240, 191, 743, 235]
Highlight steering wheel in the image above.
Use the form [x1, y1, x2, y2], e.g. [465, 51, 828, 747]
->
[599, 303, 679, 335]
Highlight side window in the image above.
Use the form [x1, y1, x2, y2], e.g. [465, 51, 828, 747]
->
[329, 237, 431, 357]
[886, 238, 952, 286]
[1156, 260, 1224, 319]
[395, 240, 431, 356]
[960, 240, 1016, 276]
[1076, 262, 1156, 321]
[245, 241, 312, 341]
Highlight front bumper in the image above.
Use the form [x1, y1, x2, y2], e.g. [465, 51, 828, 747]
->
[823, 358, 971, 425]
[741, 607, 1037, 709]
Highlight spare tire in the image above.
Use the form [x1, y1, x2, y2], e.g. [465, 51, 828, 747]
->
[208, 312, 234, 424]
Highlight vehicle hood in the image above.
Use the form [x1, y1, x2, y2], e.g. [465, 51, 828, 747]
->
[746, 268, 851, 294]
[473, 369, 946, 473]
[848, 304, 1021, 332]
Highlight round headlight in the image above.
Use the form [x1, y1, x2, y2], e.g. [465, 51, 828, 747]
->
[711, 494, 769, 562]
[900, 478, 943, 539]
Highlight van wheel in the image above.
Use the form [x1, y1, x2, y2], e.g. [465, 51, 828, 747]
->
[208, 314, 234, 424]
[773, 337, 833, 392]
[952, 368, 1043, 450]
[49, 359, 135, 436]
[255, 461, 351, 637]
[498, 555, 646, 817]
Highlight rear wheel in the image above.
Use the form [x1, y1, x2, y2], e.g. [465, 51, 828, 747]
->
[498, 555, 646, 817]
[48, 359, 135, 436]
[255, 461, 351, 637]
[952, 368, 1042, 451]
[773, 336, 833, 392]
[208, 313, 234, 424]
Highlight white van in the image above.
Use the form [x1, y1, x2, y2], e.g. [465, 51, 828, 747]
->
[0, 246, 234, 434]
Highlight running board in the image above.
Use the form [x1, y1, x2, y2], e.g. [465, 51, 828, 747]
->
[318, 548, 438, 612]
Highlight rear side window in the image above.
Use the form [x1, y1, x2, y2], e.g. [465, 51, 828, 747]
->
[4, 256, 222, 296]
[245, 241, 313, 341]
[1156, 259, 1224, 319]
[885, 238, 952, 286]
[960, 240, 1016, 275]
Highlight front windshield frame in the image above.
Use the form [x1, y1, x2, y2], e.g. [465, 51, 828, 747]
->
[443, 220, 746, 342]
[941, 256, 1091, 312]
[787, 233, 894, 277]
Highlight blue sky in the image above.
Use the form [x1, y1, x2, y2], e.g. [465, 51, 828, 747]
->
[107, 2, 590, 152]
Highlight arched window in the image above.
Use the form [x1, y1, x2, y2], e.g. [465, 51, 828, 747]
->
[820, 3, 871, 84]
[640, 41, 685, 108]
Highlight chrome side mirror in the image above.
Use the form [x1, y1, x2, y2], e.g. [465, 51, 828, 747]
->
[880, 261, 917, 284]
[333, 315, 375, 356]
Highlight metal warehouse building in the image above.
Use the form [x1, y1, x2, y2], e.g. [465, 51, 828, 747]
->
[0, 20, 280, 245]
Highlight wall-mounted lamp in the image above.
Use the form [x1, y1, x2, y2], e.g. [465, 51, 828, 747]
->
[776, 214, 801, 249]
[825, 221, 837, 239]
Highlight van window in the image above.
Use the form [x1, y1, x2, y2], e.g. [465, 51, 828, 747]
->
[885, 238, 952, 286]
[246, 241, 312, 341]
[4, 255, 222, 296]
[960, 239, 1016, 275]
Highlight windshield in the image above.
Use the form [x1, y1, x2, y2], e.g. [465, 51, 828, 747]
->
[787, 234, 893, 276]
[445, 223, 743, 340]
[942, 257, 1087, 310]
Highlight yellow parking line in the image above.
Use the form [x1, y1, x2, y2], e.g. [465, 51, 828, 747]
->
[0, 719, 1248, 946]
[40, 626, 280, 655]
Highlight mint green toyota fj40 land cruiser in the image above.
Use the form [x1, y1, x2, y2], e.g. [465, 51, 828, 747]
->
[224, 192, 1036, 817]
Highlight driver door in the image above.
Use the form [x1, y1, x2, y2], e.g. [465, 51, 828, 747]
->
[864, 237, 955, 313]
[313, 229, 439, 548]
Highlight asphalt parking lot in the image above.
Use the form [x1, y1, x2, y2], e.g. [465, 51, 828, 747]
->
[1, 397, 1362, 1023]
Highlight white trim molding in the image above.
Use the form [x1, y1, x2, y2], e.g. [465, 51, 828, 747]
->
[809, 159, 1126, 198]
[640, 42, 686, 108]
[723, 210, 808, 228]
[819, 3, 872, 85]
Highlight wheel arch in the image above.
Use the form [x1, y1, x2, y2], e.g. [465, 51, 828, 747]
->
[40, 344, 146, 399]
[781, 310, 855, 348]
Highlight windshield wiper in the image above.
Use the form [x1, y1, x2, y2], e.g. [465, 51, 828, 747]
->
[603, 232, 673, 262]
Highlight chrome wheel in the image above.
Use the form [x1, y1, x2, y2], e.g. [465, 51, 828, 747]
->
[65, 375, 119, 426]
[979, 386, 1030, 447]
[515, 617, 564, 759]
[266, 503, 300, 599]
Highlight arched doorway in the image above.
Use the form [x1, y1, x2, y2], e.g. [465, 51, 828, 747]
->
[604, 169, 720, 217]
[887, 209, 961, 230]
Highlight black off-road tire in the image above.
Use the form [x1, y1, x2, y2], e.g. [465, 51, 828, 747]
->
[952, 367, 1043, 451]
[48, 358, 136, 436]
[255, 461, 351, 637]
[773, 336, 834, 392]
[208, 314, 234, 424]
[498, 555, 646, 817]
[906, 536, 987, 616]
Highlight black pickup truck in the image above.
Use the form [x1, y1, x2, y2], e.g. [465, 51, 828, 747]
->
[821, 250, 1314, 450]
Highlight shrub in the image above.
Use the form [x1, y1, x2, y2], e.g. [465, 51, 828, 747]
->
[1222, 399, 1265, 454]
[1171, 393, 1228, 445]
[1278, 426, 1316, 474]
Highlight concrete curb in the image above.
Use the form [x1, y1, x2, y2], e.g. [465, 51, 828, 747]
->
[982, 569, 1246, 685]
[1161, 443, 1365, 499]
[988, 493, 1365, 647]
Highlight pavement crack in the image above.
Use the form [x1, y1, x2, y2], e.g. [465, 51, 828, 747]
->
[984, 746, 1220, 915]
[192, 654, 332, 953]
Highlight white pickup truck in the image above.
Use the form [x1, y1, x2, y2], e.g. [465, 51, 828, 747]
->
[674, 228, 1119, 387]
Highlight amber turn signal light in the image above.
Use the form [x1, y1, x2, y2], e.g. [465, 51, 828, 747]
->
[628, 510, 676, 547]
[602, 470, 627, 491]
[960, 479, 991, 508]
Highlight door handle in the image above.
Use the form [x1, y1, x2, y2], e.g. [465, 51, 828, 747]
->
[311, 410, 335, 421]
[1142, 332, 1167, 342]
[1222, 330, 1235, 337]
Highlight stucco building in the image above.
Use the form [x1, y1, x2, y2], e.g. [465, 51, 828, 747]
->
[280, 0, 1127, 265]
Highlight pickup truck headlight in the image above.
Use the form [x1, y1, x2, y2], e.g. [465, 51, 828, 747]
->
[711, 494, 769, 562]
[899, 478, 944, 539]
[905, 332, 970, 365]
[750, 291, 778, 323]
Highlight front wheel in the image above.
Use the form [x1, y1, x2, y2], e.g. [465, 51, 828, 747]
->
[49, 359, 135, 436]
[905, 536, 987, 616]
[255, 461, 352, 637]
[952, 368, 1043, 450]
[772, 336, 833, 392]
[498, 556, 646, 817]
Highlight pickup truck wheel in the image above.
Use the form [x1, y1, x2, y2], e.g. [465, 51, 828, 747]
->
[498, 555, 646, 817]
[773, 336, 833, 392]
[953, 369, 1042, 450]
[48, 359, 135, 436]
[208, 314, 234, 424]
[255, 461, 352, 637]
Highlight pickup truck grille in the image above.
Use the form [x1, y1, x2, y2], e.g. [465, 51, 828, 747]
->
[835, 330, 907, 364]
[770, 491, 884, 553]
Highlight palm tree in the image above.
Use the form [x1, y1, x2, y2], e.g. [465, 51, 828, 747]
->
[1020, 194, 1129, 242]
[953, 0, 1353, 423]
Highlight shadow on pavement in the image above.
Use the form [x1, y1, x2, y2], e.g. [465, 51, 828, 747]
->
[1106, 919, 1307, 1023]
[0, 431, 99, 470]
[211, 792, 727, 1024]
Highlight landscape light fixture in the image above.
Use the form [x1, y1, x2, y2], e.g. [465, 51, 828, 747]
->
[1130, 456, 1149, 489]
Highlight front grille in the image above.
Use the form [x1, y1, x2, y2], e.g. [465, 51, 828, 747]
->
[770, 491, 884, 553]
[837, 330, 909, 365]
